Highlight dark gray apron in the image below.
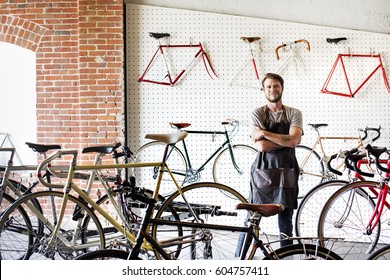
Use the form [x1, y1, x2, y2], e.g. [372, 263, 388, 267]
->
[250, 106, 299, 209]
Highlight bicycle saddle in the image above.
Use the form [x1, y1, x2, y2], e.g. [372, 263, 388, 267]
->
[82, 143, 121, 154]
[25, 142, 61, 153]
[308, 123, 328, 129]
[236, 203, 284, 217]
[149, 32, 170, 39]
[326, 37, 347, 44]
[169, 122, 191, 129]
[145, 131, 188, 144]
[240, 37, 261, 43]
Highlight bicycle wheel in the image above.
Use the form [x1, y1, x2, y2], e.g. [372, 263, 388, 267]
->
[212, 144, 257, 197]
[133, 141, 187, 196]
[152, 182, 253, 260]
[295, 145, 325, 198]
[0, 190, 105, 260]
[318, 181, 383, 260]
[367, 244, 390, 260]
[75, 249, 129, 260]
[295, 180, 348, 238]
[263, 243, 342, 260]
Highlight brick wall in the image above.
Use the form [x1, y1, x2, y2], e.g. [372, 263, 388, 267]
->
[0, 0, 124, 162]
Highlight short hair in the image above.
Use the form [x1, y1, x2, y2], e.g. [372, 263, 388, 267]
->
[261, 73, 284, 89]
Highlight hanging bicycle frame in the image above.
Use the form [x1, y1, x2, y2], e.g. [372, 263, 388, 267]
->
[138, 40, 218, 86]
[321, 53, 390, 98]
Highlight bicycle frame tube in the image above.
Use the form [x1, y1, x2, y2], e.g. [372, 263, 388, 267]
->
[365, 161, 390, 232]
[366, 182, 389, 232]
[181, 130, 226, 173]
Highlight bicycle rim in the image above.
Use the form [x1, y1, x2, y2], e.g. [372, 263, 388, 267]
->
[212, 144, 257, 198]
[318, 181, 382, 260]
[0, 190, 105, 260]
[152, 182, 253, 260]
[295, 180, 348, 238]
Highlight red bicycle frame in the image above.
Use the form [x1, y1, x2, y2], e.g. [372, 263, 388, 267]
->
[138, 42, 218, 86]
[321, 53, 390, 97]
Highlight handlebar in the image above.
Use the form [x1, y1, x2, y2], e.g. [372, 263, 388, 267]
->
[326, 150, 352, 176]
[221, 119, 239, 126]
[365, 144, 390, 174]
[345, 149, 375, 178]
[37, 149, 78, 189]
[342, 145, 390, 178]
[275, 39, 311, 60]
[359, 126, 382, 142]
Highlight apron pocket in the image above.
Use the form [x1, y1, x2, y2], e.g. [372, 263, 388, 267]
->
[253, 168, 296, 189]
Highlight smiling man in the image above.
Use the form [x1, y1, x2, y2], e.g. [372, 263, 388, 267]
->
[250, 72, 303, 247]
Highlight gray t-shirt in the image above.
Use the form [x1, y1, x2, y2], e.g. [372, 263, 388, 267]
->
[251, 105, 303, 132]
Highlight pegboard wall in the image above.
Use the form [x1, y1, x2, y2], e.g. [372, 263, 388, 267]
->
[126, 4, 390, 238]
[126, 3, 390, 166]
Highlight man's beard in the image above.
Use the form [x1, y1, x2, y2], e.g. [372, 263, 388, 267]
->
[266, 93, 282, 103]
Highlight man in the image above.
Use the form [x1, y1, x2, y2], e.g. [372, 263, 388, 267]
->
[250, 72, 303, 247]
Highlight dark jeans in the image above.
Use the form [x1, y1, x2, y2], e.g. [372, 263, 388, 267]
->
[235, 207, 294, 257]
[278, 207, 294, 247]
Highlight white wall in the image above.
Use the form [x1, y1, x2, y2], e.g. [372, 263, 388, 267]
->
[125, 4, 390, 234]
[124, 0, 390, 34]
[0, 42, 37, 165]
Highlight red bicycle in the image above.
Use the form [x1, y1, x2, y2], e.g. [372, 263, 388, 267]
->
[318, 144, 390, 259]
[138, 32, 218, 86]
[321, 37, 390, 97]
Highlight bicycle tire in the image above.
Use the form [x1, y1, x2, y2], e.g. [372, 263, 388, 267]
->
[0, 192, 35, 260]
[295, 180, 348, 238]
[262, 243, 343, 260]
[318, 181, 381, 260]
[75, 249, 130, 260]
[367, 244, 390, 260]
[295, 145, 325, 198]
[133, 141, 187, 196]
[0, 190, 105, 260]
[212, 144, 257, 197]
[151, 182, 253, 260]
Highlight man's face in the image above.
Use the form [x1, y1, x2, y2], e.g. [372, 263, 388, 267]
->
[263, 78, 283, 103]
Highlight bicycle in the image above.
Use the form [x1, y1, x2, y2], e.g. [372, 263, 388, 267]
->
[294, 126, 382, 238]
[0, 142, 155, 260]
[228, 36, 263, 91]
[317, 145, 390, 259]
[275, 39, 311, 77]
[138, 32, 218, 86]
[132, 119, 257, 196]
[294, 124, 381, 199]
[0, 131, 252, 260]
[320, 37, 390, 97]
[76, 200, 342, 260]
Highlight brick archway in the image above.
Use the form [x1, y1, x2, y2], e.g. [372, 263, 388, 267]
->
[0, 15, 47, 51]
